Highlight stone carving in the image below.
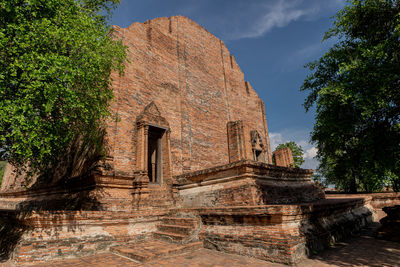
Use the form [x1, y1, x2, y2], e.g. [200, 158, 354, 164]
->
[250, 130, 265, 162]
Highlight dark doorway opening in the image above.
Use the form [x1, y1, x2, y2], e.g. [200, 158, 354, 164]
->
[147, 126, 164, 183]
[254, 149, 263, 162]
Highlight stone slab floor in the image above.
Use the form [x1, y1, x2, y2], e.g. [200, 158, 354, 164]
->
[2, 225, 399, 267]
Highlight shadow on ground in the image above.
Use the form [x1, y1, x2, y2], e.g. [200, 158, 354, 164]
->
[302, 223, 400, 267]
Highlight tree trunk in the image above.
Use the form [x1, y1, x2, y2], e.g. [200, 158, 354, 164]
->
[350, 174, 357, 193]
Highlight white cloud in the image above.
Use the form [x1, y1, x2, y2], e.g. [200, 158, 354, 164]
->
[232, 0, 318, 39]
[269, 132, 283, 151]
[227, 0, 348, 40]
[169, 0, 347, 41]
[304, 147, 317, 159]
[236, 1, 308, 39]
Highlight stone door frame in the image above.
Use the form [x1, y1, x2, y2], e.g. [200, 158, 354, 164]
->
[134, 102, 172, 185]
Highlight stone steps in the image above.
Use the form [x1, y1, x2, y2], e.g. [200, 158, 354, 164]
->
[162, 217, 199, 227]
[110, 239, 203, 262]
[154, 216, 200, 244]
[110, 215, 202, 263]
[153, 230, 188, 242]
[157, 224, 193, 235]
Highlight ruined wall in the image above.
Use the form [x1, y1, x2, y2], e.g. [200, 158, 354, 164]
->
[326, 192, 400, 221]
[176, 198, 372, 265]
[273, 147, 294, 168]
[0, 209, 167, 264]
[176, 160, 324, 207]
[108, 16, 271, 178]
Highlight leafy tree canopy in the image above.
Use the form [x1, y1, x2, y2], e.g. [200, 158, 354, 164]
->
[301, 0, 400, 192]
[275, 141, 305, 168]
[0, 0, 126, 180]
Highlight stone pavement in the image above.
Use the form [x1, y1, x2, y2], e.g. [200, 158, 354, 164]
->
[2, 224, 400, 267]
[299, 224, 400, 267]
[27, 250, 280, 267]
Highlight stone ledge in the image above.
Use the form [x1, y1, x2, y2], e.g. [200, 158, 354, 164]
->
[176, 162, 323, 206]
[0, 174, 136, 198]
[174, 160, 313, 186]
[172, 198, 367, 219]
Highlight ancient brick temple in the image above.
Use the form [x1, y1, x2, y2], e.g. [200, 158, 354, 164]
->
[0, 16, 374, 265]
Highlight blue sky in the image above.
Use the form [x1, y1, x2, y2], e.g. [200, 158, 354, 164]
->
[111, 0, 347, 170]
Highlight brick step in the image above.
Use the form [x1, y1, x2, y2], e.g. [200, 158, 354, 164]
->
[162, 217, 199, 227]
[110, 239, 202, 262]
[157, 224, 193, 235]
[110, 245, 154, 262]
[153, 230, 189, 242]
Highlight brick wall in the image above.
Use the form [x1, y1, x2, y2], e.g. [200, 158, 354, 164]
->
[273, 147, 294, 167]
[176, 160, 325, 207]
[0, 209, 169, 264]
[174, 198, 372, 265]
[107, 16, 272, 178]
[326, 192, 400, 221]
[0, 16, 272, 193]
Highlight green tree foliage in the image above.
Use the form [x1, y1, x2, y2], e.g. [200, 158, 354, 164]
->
[0, 0, 126, 181]
[275, 141, 305, 168]
[301, 0, 400, 192]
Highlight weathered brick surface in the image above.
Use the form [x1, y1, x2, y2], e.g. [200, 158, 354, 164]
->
[176, 160, 325, 207]
[172, 198, 373, 265]
[326, 192, 400, 221]
[16, 232, 400, 267]
[273, 147, 294, 168]
[110, 239, 202, 262]
[107, 16, 271, 178]
[1, 16, 271, 200]
[0, 196, 385, 265]
[24, 249, 284, 267]
[0, 209, 169, 263]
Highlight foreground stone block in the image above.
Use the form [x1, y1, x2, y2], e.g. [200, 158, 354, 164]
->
[0, 209, 167, 264]
[273, 147, 294, 168]
[172, 198, 372, 265]
[176, 160, 325, 207]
